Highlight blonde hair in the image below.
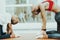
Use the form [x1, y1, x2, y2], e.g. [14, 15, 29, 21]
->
[11, 15, 19, 25]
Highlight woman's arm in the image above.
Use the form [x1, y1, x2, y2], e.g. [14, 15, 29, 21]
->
[32, 4, 46, 30]
[39, 4, 48, 38]
[39, 4, 46, 31]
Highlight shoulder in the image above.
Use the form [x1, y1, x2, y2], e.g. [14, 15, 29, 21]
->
[42, 2, 49, 7]
[7, 23, 12, 27]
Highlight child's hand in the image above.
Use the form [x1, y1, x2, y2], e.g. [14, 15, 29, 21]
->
[10, 33, 15, 38]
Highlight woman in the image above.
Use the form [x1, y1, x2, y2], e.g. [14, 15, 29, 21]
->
[32, 0, 60, 38]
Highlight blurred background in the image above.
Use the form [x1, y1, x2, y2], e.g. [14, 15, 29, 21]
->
[0, 0, 60, 36]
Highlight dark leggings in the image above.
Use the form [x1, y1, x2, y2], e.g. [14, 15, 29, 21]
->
[0, 25, 10, 39]
[0, 33, 10, 39]
[55, 12, 60, 33]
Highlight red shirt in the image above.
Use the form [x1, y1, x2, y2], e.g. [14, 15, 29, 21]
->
[42, 1, 54, 11]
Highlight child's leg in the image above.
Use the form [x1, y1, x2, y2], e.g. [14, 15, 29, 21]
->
[0, 34, 10, 39]
[0, 25, 3, 36]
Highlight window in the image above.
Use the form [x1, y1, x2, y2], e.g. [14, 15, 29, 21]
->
[5, 0, 57, 23]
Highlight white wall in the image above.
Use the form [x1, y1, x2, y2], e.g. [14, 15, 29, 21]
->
[0, 0, 5, 14]
[57, 0, 60, 6]
[29, 0, 43, 5]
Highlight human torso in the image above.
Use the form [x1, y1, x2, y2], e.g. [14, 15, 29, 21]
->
[42, 1, 54, 11]
[42, 1, 60, 13]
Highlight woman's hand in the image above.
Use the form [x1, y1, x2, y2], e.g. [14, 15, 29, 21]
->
[42, 30, 48, 38]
